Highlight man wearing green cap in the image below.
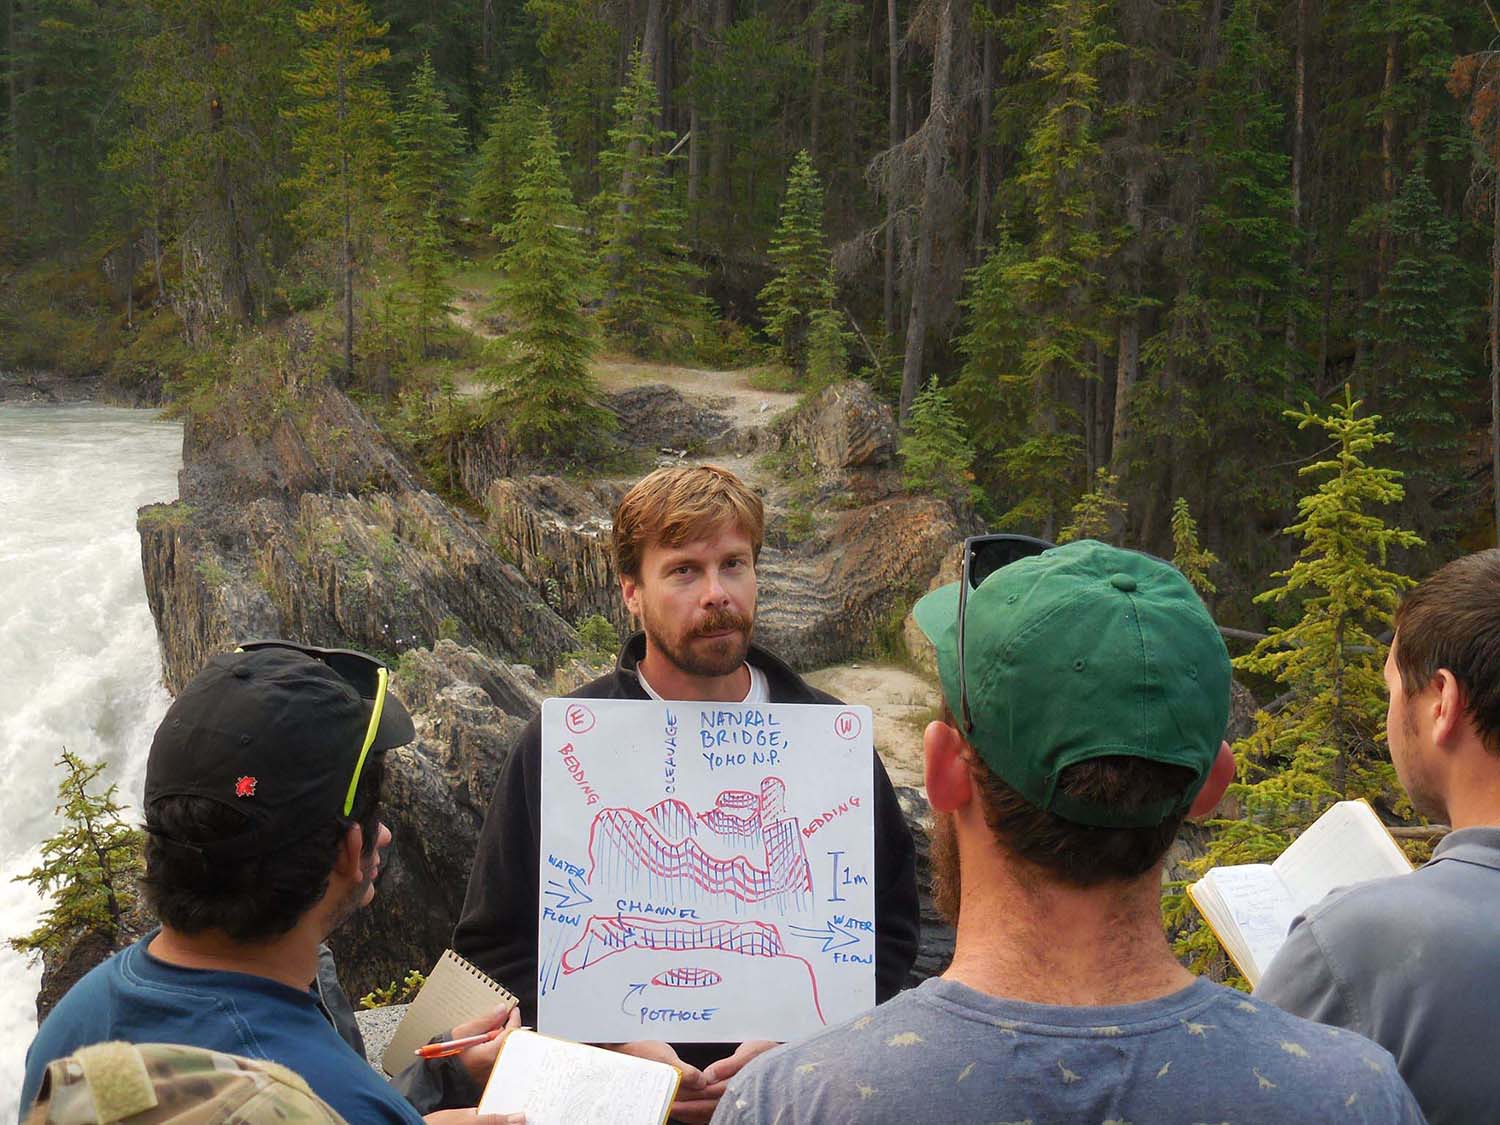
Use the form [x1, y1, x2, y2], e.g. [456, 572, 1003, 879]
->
[713, 539, 1422, 1124]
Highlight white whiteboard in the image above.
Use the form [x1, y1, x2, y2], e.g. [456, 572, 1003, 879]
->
[537, 697, 876, 1043]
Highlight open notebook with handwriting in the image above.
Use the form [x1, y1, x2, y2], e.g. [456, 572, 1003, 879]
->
[1187, 799, 1413, 987]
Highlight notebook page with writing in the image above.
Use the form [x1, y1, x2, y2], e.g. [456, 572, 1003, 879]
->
[479, 1029, 680, 1125]
[1271, 800, 1413, 914]
[381, 949, 519, 1074]
[1198, 864, 1298, 985]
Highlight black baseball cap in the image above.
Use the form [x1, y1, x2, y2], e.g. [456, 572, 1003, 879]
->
[144, 645, 414, 858]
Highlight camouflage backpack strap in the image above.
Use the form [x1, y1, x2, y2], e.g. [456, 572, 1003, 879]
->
[26, 1042, 347, 1124]
[26, 1042, 157, 1124]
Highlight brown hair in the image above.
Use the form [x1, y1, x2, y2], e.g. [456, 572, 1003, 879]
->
[943, 708, 1194, 887]
[1393, 548, 1500, 754]
[612, 465, 765, 578]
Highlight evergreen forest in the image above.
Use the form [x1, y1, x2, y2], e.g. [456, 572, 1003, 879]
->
[4, 0, 1500, 976]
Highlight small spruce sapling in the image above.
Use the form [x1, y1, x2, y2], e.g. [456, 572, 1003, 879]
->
[10, 750, 143, 963]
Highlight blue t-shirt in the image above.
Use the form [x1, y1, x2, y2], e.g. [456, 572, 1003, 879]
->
[20, 935, 422, 1124]
[714, 976, 1424, 1124]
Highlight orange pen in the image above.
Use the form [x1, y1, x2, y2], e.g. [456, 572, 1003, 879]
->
[414, 1026, 508, 1060]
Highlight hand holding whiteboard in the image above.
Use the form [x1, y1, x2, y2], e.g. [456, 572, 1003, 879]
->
[537, 698, 876, 1043]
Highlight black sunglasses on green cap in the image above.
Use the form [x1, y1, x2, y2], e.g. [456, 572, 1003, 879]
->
[955, 534, 1055, 736]
[236, 640, 391, 817]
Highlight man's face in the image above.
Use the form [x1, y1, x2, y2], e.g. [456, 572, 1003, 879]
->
[330, 819, 391, 931]
[1385, 638, 1446, 821]
[622, 523, 757, 679]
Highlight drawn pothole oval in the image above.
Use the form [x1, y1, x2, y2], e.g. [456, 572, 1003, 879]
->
[652, 967, 724, 988]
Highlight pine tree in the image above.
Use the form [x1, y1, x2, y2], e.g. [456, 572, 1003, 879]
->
[1177, 390, 1422, 977]
[1358, 172, 1477, 530]
[1136, 0, 1305, 532]
[805, 299, 851, 389]
[467, 72, 538, 235]
[592, 48, 705, 356]
[759, 150, 836, 373]
[285, 0, 393, 383]
[956, 0, 1118, 537]
[900, 377, 977, 505]
[1170, 497, 1220, 597]
[484, 112, 613, 457]
[390, 53, 465, 234]
[388, 54, 462, 356]
[10, 750, 143, 963]
[394, 200, 456, 356]
[1058, 468, 1128, 543]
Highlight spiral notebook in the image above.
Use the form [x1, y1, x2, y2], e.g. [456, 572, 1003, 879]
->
[381, 948, 520, 1074]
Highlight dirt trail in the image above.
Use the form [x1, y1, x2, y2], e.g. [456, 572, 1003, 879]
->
[803, 663, 937, 788]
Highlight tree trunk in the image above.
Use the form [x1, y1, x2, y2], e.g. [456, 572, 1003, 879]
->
[706, 0, 732, 214]
[687, 0, 704, 221]
[1378, 31, 1397, 275]
[972, 14, 994, 259]
[899, 0, 956, 423]
[1286, 0, 1307, 359]
[809, 21, 826, 161]
[884, 0, 899, 336]
[1110, 46, 1146, 473]
[1492, 178, 1500, 546]
[343, 157, 354, 386]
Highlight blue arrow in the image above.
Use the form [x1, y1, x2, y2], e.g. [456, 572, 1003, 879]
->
[620, 982, 648, 1015]
[544, 876, 594, 911]
[787, 920, 862, 953]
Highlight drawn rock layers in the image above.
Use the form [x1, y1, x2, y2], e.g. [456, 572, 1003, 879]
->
[585, 776, 813, 909]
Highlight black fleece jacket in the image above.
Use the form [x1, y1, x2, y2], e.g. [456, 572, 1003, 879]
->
[452, 632, 920, 1069]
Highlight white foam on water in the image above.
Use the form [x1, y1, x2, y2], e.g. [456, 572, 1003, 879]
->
[0, 403, 181, 1118]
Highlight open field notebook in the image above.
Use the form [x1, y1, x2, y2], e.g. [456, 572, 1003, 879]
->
[1187, 799, 1413, 987]
[380, 949, 519, 1074]
[479, 1029, 681, 1125]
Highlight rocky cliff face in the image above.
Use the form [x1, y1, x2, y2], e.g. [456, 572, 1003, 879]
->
[139, 384, 576, 693]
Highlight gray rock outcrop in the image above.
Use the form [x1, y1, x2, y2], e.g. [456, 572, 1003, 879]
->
[139, 383, 577, 693]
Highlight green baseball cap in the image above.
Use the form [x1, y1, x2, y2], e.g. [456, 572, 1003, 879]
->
[913, 539, 1230, 828]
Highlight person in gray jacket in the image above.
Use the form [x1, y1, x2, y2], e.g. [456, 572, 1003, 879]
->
[1257, 548, 1500, 1125]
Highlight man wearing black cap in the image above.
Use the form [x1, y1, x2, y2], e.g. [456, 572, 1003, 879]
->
[19, 645, 518, 1125]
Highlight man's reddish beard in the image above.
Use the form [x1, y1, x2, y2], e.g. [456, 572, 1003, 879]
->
[645, 604, 754, 678]
[930, 808, 961, 926]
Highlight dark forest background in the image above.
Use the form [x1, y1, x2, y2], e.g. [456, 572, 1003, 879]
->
[3, 0, 1499, 622]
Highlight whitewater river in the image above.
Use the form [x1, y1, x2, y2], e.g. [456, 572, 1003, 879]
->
[0, 403, 181, 1117]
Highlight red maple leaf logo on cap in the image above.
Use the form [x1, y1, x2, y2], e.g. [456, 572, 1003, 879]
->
[234, 776, 258, 798]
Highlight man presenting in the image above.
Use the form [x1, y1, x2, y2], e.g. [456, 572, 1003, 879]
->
[1258, 548, 1500, 1123]
[21, 644, 519, 1125]
[716, 539, 1421, 1124]
[454, 464, 919, 1122]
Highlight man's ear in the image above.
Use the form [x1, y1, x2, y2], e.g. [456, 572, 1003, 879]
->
[1430, 668, 1467, 747]
[925, 719, 974, 814]
[331, 822, 365, 882]
[1188, 741, 1235, 818]
[620, 571, 641, 620]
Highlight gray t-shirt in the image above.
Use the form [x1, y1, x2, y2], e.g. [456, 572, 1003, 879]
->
[714, 976, 1422, 1124]
[1257, 826, 1500, 1125]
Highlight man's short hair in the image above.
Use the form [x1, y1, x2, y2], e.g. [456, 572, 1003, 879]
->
[612, 464, 765, 579]
[1393, 548, 1500, 754]
[973, 752, 1197, 886]
[140, 755, 384, 944]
